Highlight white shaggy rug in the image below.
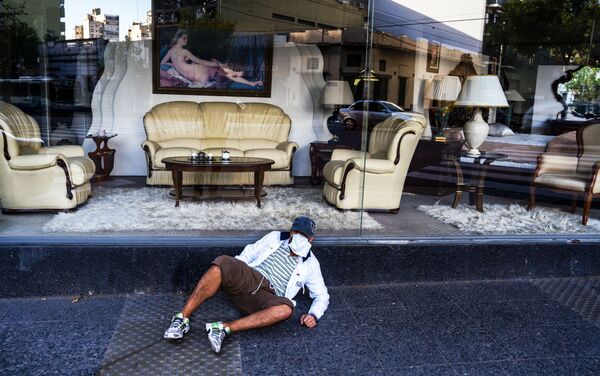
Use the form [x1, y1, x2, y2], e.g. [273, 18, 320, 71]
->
[43, 187, 382, 233]
[418, 203, 600, 235]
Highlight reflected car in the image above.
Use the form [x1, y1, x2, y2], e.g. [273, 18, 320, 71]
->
[338, 100, 405, 130]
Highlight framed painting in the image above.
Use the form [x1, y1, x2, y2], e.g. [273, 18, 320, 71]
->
[427, 40, 441, 74]
[152, 0, 272, 97]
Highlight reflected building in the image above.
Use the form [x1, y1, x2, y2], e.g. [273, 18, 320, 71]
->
[77, 8, 120, 42]
[128, 11, 153, 41]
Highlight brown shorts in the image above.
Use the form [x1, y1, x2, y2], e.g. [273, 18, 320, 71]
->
[212, 255, 294, 316]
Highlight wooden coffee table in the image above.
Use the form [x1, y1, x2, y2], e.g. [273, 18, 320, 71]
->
[161, 156, 274, 208]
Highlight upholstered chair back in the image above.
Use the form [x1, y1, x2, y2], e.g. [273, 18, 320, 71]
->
[199, 102, 291, 143]
[0, 101, 43, 159]
[143, 101, 205, 142]
[577, 123, 600, 175]
[367, 113, 425, 164]
[143, 101, 291, 147]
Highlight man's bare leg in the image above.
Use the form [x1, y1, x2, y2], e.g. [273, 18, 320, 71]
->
[181, 265, 222, 318]
[223, 304, 292, 333]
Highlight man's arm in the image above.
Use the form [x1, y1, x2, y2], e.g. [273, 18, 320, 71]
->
[303, 259, 329, 324]
[160, 49, 171, 65]
[184, 51, 220, 67]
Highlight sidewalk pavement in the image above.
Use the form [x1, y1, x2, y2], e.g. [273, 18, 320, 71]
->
[2, 278, 600, 375]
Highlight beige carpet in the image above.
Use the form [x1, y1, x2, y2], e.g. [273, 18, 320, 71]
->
[43, 187, 382, 232]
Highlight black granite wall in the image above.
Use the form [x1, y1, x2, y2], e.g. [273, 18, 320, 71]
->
[1, 242, 599, 298]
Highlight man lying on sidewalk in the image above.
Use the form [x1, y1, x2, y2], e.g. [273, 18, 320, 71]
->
[164, 216, 329, 353]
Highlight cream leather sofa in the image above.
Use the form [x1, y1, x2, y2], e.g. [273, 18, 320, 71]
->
[0, 102, 95, 212]
[322, 113, 425, 211]
[142, 101, 298, 186]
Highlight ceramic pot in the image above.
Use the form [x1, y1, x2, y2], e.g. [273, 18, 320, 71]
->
[463, 108, 488, 156]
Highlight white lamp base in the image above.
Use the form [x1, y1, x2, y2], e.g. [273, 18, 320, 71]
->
[463, 108, 489, 157]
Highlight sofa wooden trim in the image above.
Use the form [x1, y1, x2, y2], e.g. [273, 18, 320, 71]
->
[0, 125, 11, 161]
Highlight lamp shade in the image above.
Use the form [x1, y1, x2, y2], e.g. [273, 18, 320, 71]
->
[319, 80, 354, 107]
[424, 75, 462, 101]
[455, 75, 509, 107]
[504, 89, 525, 102]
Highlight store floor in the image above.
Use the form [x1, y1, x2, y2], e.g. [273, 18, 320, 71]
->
[1, 176, 598, 239]
[2, 278, 600, 375]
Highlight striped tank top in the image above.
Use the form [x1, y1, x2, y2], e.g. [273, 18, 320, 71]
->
[254, 240, 299, 297]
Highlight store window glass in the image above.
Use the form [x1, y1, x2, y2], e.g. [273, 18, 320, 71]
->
[1, 0, 598, 240]
[0, 0, 372, 238]
[357, 0, 600, 238]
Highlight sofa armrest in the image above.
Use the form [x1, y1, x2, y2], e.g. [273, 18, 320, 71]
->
[589, 161, 600, 192]
[331, 149, 369, 161]
[348, 158, 396, 174]
[141, 140, 161, 177]
[276, 141, 298, 160]
[40, 145, 84, 158]
[142, 140, 161, 162]
[535, 153, 579, 176]
[8, 153, 64, 170]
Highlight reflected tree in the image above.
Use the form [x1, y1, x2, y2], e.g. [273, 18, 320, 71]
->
[485, 0, 600, 119]
[0, 1, 41, 78]
[486, 0, 600, 67]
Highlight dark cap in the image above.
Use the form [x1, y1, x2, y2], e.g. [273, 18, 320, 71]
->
[291, 216, 316, 238]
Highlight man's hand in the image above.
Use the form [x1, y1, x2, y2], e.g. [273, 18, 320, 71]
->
[300, 314, 317, 328]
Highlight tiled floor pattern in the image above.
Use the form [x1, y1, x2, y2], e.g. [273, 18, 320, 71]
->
[531, 277, 600, 324]
[2, 279, 600, 375]
[98, 293, 242, 376]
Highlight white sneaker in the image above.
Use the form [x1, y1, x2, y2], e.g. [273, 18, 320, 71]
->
[164, 313, 190, 339]
[205, 321, 229, 353]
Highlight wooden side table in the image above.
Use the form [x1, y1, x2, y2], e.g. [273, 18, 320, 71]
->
[448, 151, 507, 212]
[309, 141, 352, 185]
[85, 133, 117, 180]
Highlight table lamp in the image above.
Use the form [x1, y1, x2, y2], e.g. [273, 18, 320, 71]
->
[455, 75, 509, 156]
[424, 75, 462, 132]
[319, 80, 354, 144]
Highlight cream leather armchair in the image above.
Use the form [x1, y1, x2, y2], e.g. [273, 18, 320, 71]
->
[529, 123, 600, 225]
[0, 102, 95, 212]
[142, 101, 298, 186]
[322, 113, 426, 212]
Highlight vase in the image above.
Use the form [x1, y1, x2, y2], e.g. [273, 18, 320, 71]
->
[463, 108, 489, 156]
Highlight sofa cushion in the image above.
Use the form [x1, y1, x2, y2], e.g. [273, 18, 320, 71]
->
[488, 123, 514, 137]
[323, 160, 345, 186]
[158, 138, 205, 150]
[67, 156, 95, 185]
[41, 145, 85, 158]
[155, 147, 199, 168]
[244, 149, 288, 169]
[201, 148, 244, 158]
[239, 139, 278, 151]
[536, 173, 598, 193]
[202, 138, 241, 150]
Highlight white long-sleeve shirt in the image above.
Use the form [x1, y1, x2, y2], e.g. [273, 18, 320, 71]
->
[235, 231, 330, 320]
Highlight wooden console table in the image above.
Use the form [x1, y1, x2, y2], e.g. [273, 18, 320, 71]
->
[85, 133, 117, 180]
[309, 141, 352, 185]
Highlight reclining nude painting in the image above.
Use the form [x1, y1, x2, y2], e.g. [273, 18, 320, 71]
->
[153, 27, 272, 97]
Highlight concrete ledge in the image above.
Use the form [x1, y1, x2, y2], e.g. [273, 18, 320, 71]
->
[1, 241, 600, 298]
